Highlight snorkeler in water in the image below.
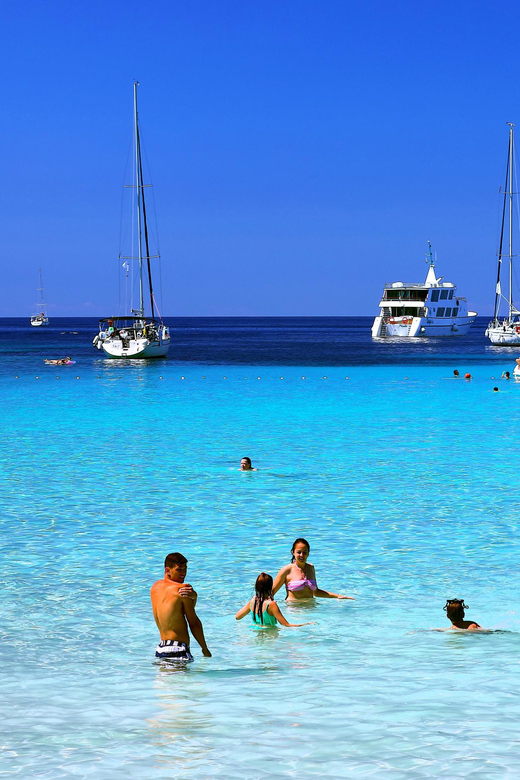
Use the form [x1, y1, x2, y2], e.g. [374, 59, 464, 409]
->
[444, 598, 481, 630]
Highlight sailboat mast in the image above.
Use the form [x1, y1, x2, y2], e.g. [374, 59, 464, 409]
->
[493, 137, 510, 323]
[508, 123, 514, 320]
[38, 268, 44, 305]
[134, 81, 144, 317]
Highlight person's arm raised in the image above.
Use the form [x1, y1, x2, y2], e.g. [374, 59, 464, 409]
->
[183, 598, 212, 656]
[235, 600, 252, 620]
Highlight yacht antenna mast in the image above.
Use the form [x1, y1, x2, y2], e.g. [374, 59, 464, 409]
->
[426, 240, 434, 266]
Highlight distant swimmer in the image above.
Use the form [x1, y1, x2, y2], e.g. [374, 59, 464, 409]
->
[464, 373, 472, 380]
[444, 598, 481, 630]
[151, 552, 211, 661]
[240, 457, 257, 471]
[493, 387, 500, 392]
[502, 371, 511, 379]
[235, 572, 314, 627]
[272, 537, 355, 602]
[453, 370, 460, 377]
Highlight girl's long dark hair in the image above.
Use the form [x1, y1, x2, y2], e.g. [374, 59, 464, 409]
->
[291, 537, 310, 562]
[252, 573, 273, 625]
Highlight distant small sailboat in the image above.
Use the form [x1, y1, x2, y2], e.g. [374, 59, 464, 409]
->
[93, 82, 170, 359]
[30, 268, 49, 327]
[485, 123, 520, 345]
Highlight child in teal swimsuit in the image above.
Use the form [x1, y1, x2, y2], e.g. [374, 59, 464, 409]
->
[235, 573, 314, 627]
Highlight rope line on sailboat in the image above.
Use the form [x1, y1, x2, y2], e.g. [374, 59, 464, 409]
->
[151, 293, 164, 325]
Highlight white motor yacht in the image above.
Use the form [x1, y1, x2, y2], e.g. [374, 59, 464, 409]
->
[371, 243, 477, 338]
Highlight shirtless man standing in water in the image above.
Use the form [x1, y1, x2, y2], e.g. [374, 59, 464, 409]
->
[151, 552, 212, 661]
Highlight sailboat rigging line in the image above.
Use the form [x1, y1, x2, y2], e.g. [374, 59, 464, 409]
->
[493, 137, 511, 322]
[137, 122, 156, 319]
[151, 293, 164, 325]
[159, 254, 164, 315]
[133, 82, 144, 317]
[143, 143, 162, 254]
[509, 124, 515, 320]
[144, 145, 164, 312]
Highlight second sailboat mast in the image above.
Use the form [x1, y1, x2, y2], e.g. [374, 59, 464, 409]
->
[133, 81, 156, 319]
[509, 123, 514, 320]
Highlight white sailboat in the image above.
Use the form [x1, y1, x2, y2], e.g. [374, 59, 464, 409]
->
[30, 268, 49, 326]
[93, 82, 171, 359]
[485, 123, 520, 345]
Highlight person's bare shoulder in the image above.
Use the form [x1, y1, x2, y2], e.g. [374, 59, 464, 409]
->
[151, 580, 180, 598]
[150, 580, 164, 596]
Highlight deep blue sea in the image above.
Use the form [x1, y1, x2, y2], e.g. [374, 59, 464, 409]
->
[2, 316, 520, 778]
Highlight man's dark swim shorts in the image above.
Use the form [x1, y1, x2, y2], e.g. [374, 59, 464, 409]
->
[155, 640, 194, 662]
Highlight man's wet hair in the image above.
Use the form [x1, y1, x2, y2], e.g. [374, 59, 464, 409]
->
[444, 598, 467, 620]
[241, 457, 252, 465]
[164, 552, 188, 569]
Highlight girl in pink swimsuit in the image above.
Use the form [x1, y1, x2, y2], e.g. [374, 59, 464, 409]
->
[272, 538, 355, 602]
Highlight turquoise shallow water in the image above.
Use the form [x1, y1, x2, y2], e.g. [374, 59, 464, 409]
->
[2, 319, 520, 778]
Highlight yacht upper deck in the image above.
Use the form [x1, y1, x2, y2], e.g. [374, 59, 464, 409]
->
[383, 281, 455, 290]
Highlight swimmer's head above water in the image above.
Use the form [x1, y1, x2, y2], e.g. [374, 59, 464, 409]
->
[255, 572, 274, 597]
[240, 457, 257, 471]
[444, 598, 467, 621]
[291, 537, 310, 564]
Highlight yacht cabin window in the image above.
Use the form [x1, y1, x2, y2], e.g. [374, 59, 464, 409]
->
[445, 308, 452, 317]
[437, 307, 445, 317]
[431, 290, 440, 302]
[448, 290, 454, 299]
[440, 290, 448, 300]
[452, 308, 458, 317]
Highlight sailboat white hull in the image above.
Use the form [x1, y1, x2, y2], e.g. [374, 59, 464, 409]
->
[485, 324, 520, 345]
[99, 336, 170, 359]
[30, 316, 48, 327]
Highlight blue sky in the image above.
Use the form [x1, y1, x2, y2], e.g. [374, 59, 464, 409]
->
[2, 0, 520, 316]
